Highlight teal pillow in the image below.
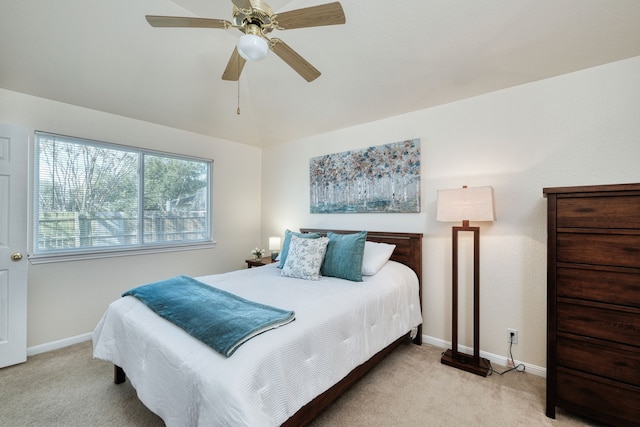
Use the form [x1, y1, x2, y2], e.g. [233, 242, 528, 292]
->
[277, 229, 321, 268]
[321, 231, 367, 282]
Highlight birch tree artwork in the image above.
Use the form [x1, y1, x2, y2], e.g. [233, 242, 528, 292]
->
[310, 139, 420, 213]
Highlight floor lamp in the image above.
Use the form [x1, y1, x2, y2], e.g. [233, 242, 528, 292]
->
[437, 186, 495, 377]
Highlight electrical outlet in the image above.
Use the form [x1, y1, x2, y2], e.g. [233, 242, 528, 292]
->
[508, 329, 518, 344]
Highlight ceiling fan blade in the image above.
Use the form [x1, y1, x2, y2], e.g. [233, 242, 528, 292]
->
[222, 47, 247, 81]
[231, 0, 253, 10]
[270, 38, 321, 82]
[145, 15, 231, 29]
[275, 2, 345, 30]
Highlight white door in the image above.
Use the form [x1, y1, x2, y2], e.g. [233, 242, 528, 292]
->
[0, 123, 28, 368]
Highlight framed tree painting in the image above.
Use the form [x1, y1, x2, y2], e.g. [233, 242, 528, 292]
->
[310, 139, 420, 213]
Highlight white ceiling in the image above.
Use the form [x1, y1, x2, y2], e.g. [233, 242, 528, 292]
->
[2, 0, 640, 147]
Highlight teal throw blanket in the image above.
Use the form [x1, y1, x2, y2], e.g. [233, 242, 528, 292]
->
[122, 275, 295, 357]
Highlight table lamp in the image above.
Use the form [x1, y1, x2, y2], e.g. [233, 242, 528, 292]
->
[269, 236, 281, 261]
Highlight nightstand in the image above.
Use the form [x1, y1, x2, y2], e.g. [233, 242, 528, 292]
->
[245, 257, 277, 268]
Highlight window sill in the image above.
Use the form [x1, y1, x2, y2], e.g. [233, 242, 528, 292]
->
[28, 241, 217, 265]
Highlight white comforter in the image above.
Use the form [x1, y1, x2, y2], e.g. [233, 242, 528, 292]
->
[93, 261, 422, 427]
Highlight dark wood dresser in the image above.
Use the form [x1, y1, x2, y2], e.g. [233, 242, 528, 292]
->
[543, 183, 640, 426]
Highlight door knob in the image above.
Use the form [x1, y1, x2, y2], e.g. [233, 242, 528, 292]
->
[10, 252, 23, 261]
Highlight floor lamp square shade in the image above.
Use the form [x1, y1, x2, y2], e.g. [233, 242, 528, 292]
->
[436, 186, 496, 224]
[437, 185, 495, 377]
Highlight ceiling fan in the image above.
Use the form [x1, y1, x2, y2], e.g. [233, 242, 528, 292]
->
[145, 0, 346, 82]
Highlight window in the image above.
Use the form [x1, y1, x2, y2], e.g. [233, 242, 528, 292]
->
[33, 132, 212, 260]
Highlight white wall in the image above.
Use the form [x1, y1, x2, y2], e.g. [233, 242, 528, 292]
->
[261, 56, 640, 369]
[0, 88, 263, 347]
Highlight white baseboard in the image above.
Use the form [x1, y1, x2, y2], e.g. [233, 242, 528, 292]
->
[422, 334, 546, 378]
[27, 332, 93, 356]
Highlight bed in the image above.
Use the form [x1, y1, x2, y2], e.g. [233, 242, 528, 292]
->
[93, 229, 423, 426]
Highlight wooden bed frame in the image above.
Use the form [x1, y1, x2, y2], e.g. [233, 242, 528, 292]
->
[285, 229, 423, 426]
[114, 229, 423, 426]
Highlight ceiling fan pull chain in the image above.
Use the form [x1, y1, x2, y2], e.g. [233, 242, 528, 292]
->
[236, 55, 241, 115]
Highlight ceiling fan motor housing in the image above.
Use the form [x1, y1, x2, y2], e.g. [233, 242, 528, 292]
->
[233, 0, 275, 35]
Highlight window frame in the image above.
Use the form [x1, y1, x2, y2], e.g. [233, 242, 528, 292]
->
[29, 131, 215, 264]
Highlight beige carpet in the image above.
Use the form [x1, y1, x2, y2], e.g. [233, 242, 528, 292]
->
[0, 341, 600, 426]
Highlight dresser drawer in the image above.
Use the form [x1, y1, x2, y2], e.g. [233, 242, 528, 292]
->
[557, 233, 640, 268]
[557, 265, 640, 308]
[556, 333, 640, 385]
[557, 368, 640, 426]
[557, 195, 640, 229]
[557, 301, 640, 346]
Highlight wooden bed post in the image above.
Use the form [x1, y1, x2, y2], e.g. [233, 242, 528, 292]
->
[114, 365, 126, 384]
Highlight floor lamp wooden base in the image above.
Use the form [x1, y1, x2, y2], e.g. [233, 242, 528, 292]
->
[441, 349, 490, 377]
[440, 223, 490, 377]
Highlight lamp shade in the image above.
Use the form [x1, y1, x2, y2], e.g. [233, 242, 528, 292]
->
[269, 237, 281, 251]
[436, 186, 496, 222]
[237, 34, 268, 61]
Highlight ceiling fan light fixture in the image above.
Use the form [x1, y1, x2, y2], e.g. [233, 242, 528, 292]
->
[146, 1, 347, 81]
[237, 34, 269, 61]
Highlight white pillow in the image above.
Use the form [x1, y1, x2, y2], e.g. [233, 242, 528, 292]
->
[281, 235, 329, 281]
[361, 241, 396, 276]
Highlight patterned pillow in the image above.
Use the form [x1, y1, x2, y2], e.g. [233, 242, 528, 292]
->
[277, 229, 321, 268]
[281, 235, 329, 280]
